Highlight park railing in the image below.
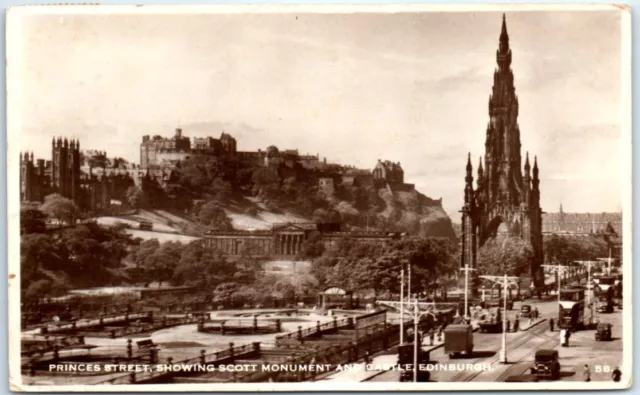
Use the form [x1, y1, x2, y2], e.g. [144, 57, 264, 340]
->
[21, 334, 86, 356]
[198, 318, 282, 335]
[234, 324, 400, 383]
[96, 342, 260, 385]
[36, 313, 202, 338]
[274, 316, 352, 346]
[39, 312, 152, 335]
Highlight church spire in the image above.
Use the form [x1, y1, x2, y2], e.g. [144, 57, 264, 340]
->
[497, 14, 512, 69]
[532, 156, 540, 192]
[464, 153, 474, 205]
[501, 14, 508, 40]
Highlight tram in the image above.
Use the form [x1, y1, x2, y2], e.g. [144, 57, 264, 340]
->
[558, 287, 585, 331]
[596, 276, 615, 300]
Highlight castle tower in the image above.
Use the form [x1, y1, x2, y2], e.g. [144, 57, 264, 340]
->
[52, 136, 81, 202]
[460, 15, 544, 289]
[20, 152, 35, 201]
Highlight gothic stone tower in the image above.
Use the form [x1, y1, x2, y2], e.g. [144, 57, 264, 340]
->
[51, 137, 81, 202]
[460, 15, 544, 288]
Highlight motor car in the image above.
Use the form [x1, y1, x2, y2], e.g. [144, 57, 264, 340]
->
[520, 304, 532, 318]
[595, 322, 612, 341]
[530, 349, 560, 380]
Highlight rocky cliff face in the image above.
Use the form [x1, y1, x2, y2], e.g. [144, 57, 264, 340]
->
[377, 188, 456, 239]
[326, 186, 457, 240]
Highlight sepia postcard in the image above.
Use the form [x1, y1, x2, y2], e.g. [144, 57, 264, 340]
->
[6, 3, 632, 392]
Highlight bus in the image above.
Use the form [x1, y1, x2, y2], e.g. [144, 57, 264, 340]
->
[558, 287, 585, 331]
[596, 276, 615, 301]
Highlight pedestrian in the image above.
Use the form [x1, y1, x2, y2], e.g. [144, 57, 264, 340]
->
[583, 364, 591, 382]
[611, 366, 622, 382]
[535, 307, 540, 320]
[560, 328, 567, 346]
[429, 328, 435, 346]
[506, 319, 511, 333]
[565, 329, 571, 347]
[549, 318, 555, 332]
[364, 351, 371, 365]
[514, 317, 520, 332]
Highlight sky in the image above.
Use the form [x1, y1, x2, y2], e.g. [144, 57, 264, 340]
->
[10, 8, 625, 220]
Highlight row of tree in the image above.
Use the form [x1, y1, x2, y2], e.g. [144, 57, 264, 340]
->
[21, 220, 138, 303]
[543, 234, 611, 265]
[309, 236, 459, 298]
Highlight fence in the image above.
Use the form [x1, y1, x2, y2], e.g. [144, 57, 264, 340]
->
[274, 317, 353, 346]
[97, 342, 260, 385]
[234, 324, 400, 382]
[198, 318, 281, 335]
[21, 334, 86, 357]
[39, 313, 152, 335]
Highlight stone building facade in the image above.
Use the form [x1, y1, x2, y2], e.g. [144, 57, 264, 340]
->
[542, 205, 622, 236]
[203, 222, 404, 257]
[372, 159, 414, 191]
[140, 128, 192, 168]
[20, 138, 134, 212]
[542, 205, 622, 260]
[460, 15, 544, 286]
[141, 128, 242, 168]
[373, 160, 404, 184]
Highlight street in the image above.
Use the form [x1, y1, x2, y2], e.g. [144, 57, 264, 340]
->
[367, 299, 623, 382]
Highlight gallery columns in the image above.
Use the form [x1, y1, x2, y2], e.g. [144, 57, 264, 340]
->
[275, 233, 305, 256]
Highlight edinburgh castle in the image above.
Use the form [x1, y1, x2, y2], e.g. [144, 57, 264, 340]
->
[20, 129, 415, 214]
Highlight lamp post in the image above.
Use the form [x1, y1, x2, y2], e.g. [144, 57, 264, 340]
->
[400, 266, 405, 344]
[414, 298, 419, 383]
[408, 263, 412, 304]
[412, 299, 437, 382]
[575, 260, 599, 324]
[480, 274, 518, 363]
[542, 264, 570, 309]
[460, 265, 476, 321]
[542, 264, 571, 341]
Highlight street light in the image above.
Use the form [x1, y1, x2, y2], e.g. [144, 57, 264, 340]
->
[376, 299, 456, 381]
[412, 299, 437, 382]
[460, 265, 476, 321]
[480, 274, 518, 363]
[575, 260, 599, 324]
[542, 264, 571, 309]
[408, 262, 412, 303]
[400, 261, 413, 344]
[400, 265, 405, 344]
[542, 264, 571, 343]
